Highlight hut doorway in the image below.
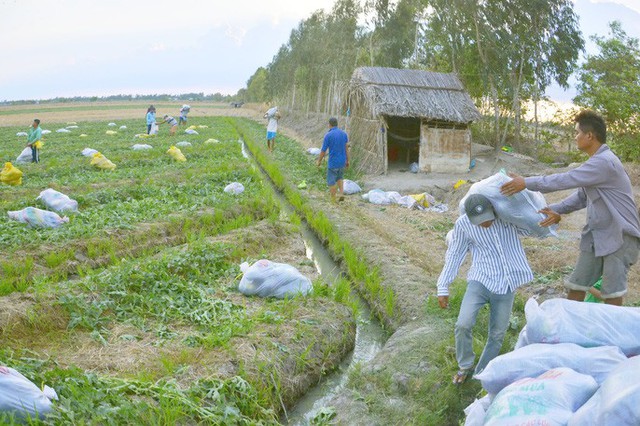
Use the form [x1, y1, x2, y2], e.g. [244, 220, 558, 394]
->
[385, 116, 421, 171]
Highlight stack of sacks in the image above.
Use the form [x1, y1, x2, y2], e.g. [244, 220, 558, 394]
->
[0, 162, 23, 186]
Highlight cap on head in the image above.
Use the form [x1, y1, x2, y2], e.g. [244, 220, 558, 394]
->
[464, 194, 495, 225]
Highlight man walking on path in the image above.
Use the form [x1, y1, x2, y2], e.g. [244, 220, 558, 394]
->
[437, 194, 533, 384]
[264, 106, 281, 153]
[27, 119, 42, 163]
[501, 109, 640, 306]
[317, 117, 349, 203]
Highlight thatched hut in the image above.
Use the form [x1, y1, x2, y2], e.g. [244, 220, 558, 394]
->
[346, 67, 481, 175]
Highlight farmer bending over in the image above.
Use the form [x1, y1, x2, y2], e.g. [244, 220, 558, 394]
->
[437, 194, 533, 384]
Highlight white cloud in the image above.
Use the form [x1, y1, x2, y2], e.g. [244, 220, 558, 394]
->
[225, 25, 248, 46]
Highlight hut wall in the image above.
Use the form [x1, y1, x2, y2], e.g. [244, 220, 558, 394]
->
[419, 125, 470, 173]
[350, 116, 385, 175]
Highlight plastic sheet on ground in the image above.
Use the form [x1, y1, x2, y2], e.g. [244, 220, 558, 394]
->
[81, 148, 98, 157]
[16, 147, 32, 163]
[307, 147, 321, 155]
[475, 343, 626, 395]
[56, 128, 71, 133]
[343, 179, 361, 194]
[185, 129, 199, 135]
[167, 146, 186, 162]
[459, 171, 557, 238]
[1, 162, 23, 186]
[238, 259, 313, 299]
[224, 182, 245, 194]
[176, 141, 192, 147]
[36, 188, 79, 213]
[569, 355, 640, 426]
[16, 132, 27, 137]
[8, 207, 69, 228]
[483, 368, 598, 426]
[0, 367, 56, 420]
[524, 297, 640, 356]
[363, 189, 448, 212]
[90, 152, 116, 170]
[131, 144, 153, 150]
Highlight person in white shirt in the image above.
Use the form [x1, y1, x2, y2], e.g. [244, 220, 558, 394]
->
[263, 106, 281, 153]
[437, 194, 533, 384]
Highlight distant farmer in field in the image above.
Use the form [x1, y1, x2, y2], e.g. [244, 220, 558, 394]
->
[437, 194, 533, 384]
[146, 105, 156, 134]
[26, 118, 42, 163]
[501, 109, 640, 306]
[179, 104, 190, 125]
[160, 114, 179, 136]
[316, 117, 349, 203]
[263, 106, 281, 153]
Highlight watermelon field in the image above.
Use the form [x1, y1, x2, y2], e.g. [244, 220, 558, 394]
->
[0, 113, 358, 424]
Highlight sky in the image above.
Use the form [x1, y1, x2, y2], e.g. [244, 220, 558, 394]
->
[1, 0, 639, 103]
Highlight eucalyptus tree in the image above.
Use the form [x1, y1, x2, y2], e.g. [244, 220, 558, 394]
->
[575, 21, 640, 161]
[422, 0, 583, 149]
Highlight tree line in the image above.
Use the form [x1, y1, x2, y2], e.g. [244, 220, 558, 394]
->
[242, 0, 640, 161]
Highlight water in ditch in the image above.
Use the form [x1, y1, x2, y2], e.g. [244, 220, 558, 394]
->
[239, 140, 387, 425]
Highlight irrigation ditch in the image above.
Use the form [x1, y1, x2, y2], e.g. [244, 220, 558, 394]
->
[237, 137, 387, 424]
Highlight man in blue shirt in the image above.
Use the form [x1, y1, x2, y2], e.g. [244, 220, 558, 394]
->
[438, 194, 533, 384]
[317, 117, 349, 203]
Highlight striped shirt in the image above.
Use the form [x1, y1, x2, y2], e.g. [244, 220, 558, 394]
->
[437, 215, 533, 296]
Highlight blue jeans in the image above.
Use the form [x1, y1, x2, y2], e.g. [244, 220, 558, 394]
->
[455, 280, 515, 375]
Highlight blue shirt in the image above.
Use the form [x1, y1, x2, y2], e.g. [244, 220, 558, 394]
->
[146, 111, 156, 125]
[321, 127, 349, 169]
[437, 215, 533, 296]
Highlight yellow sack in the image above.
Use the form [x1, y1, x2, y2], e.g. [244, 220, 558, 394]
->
[79, 134, 88, 138]
[409, 192, 436, 208]
[197, 125, 209, 129]
[167, 146, 186, 162]
[187, 125, 197, 130]
[453, 179, 468, 190]
[105, 130, 118, 135]
[0, 162, 23, 186]
[34, 140, 43, 149]
[90, 152, 116, 170]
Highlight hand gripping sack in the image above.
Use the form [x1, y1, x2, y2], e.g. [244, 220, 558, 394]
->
[524, 297, 640, 356]
[167, 146, 186, 162]
[0, 368, 55, 420]
[0, 162, 23, 186]
[459, 171, 557, 238]
[90, 152, 116, 170]
[8, 207, 69, 228]
[16, 147, 32, 163]
[36, 188, 79, 213]
[239, 259, 312, 299]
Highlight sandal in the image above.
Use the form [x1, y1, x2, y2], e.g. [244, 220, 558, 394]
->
[452, 369, 471, 385]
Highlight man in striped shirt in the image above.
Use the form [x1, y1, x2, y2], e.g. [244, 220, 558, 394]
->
[437, 194, 533, 384]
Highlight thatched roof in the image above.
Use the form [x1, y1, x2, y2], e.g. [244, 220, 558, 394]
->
[349, 67, 481, 124]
